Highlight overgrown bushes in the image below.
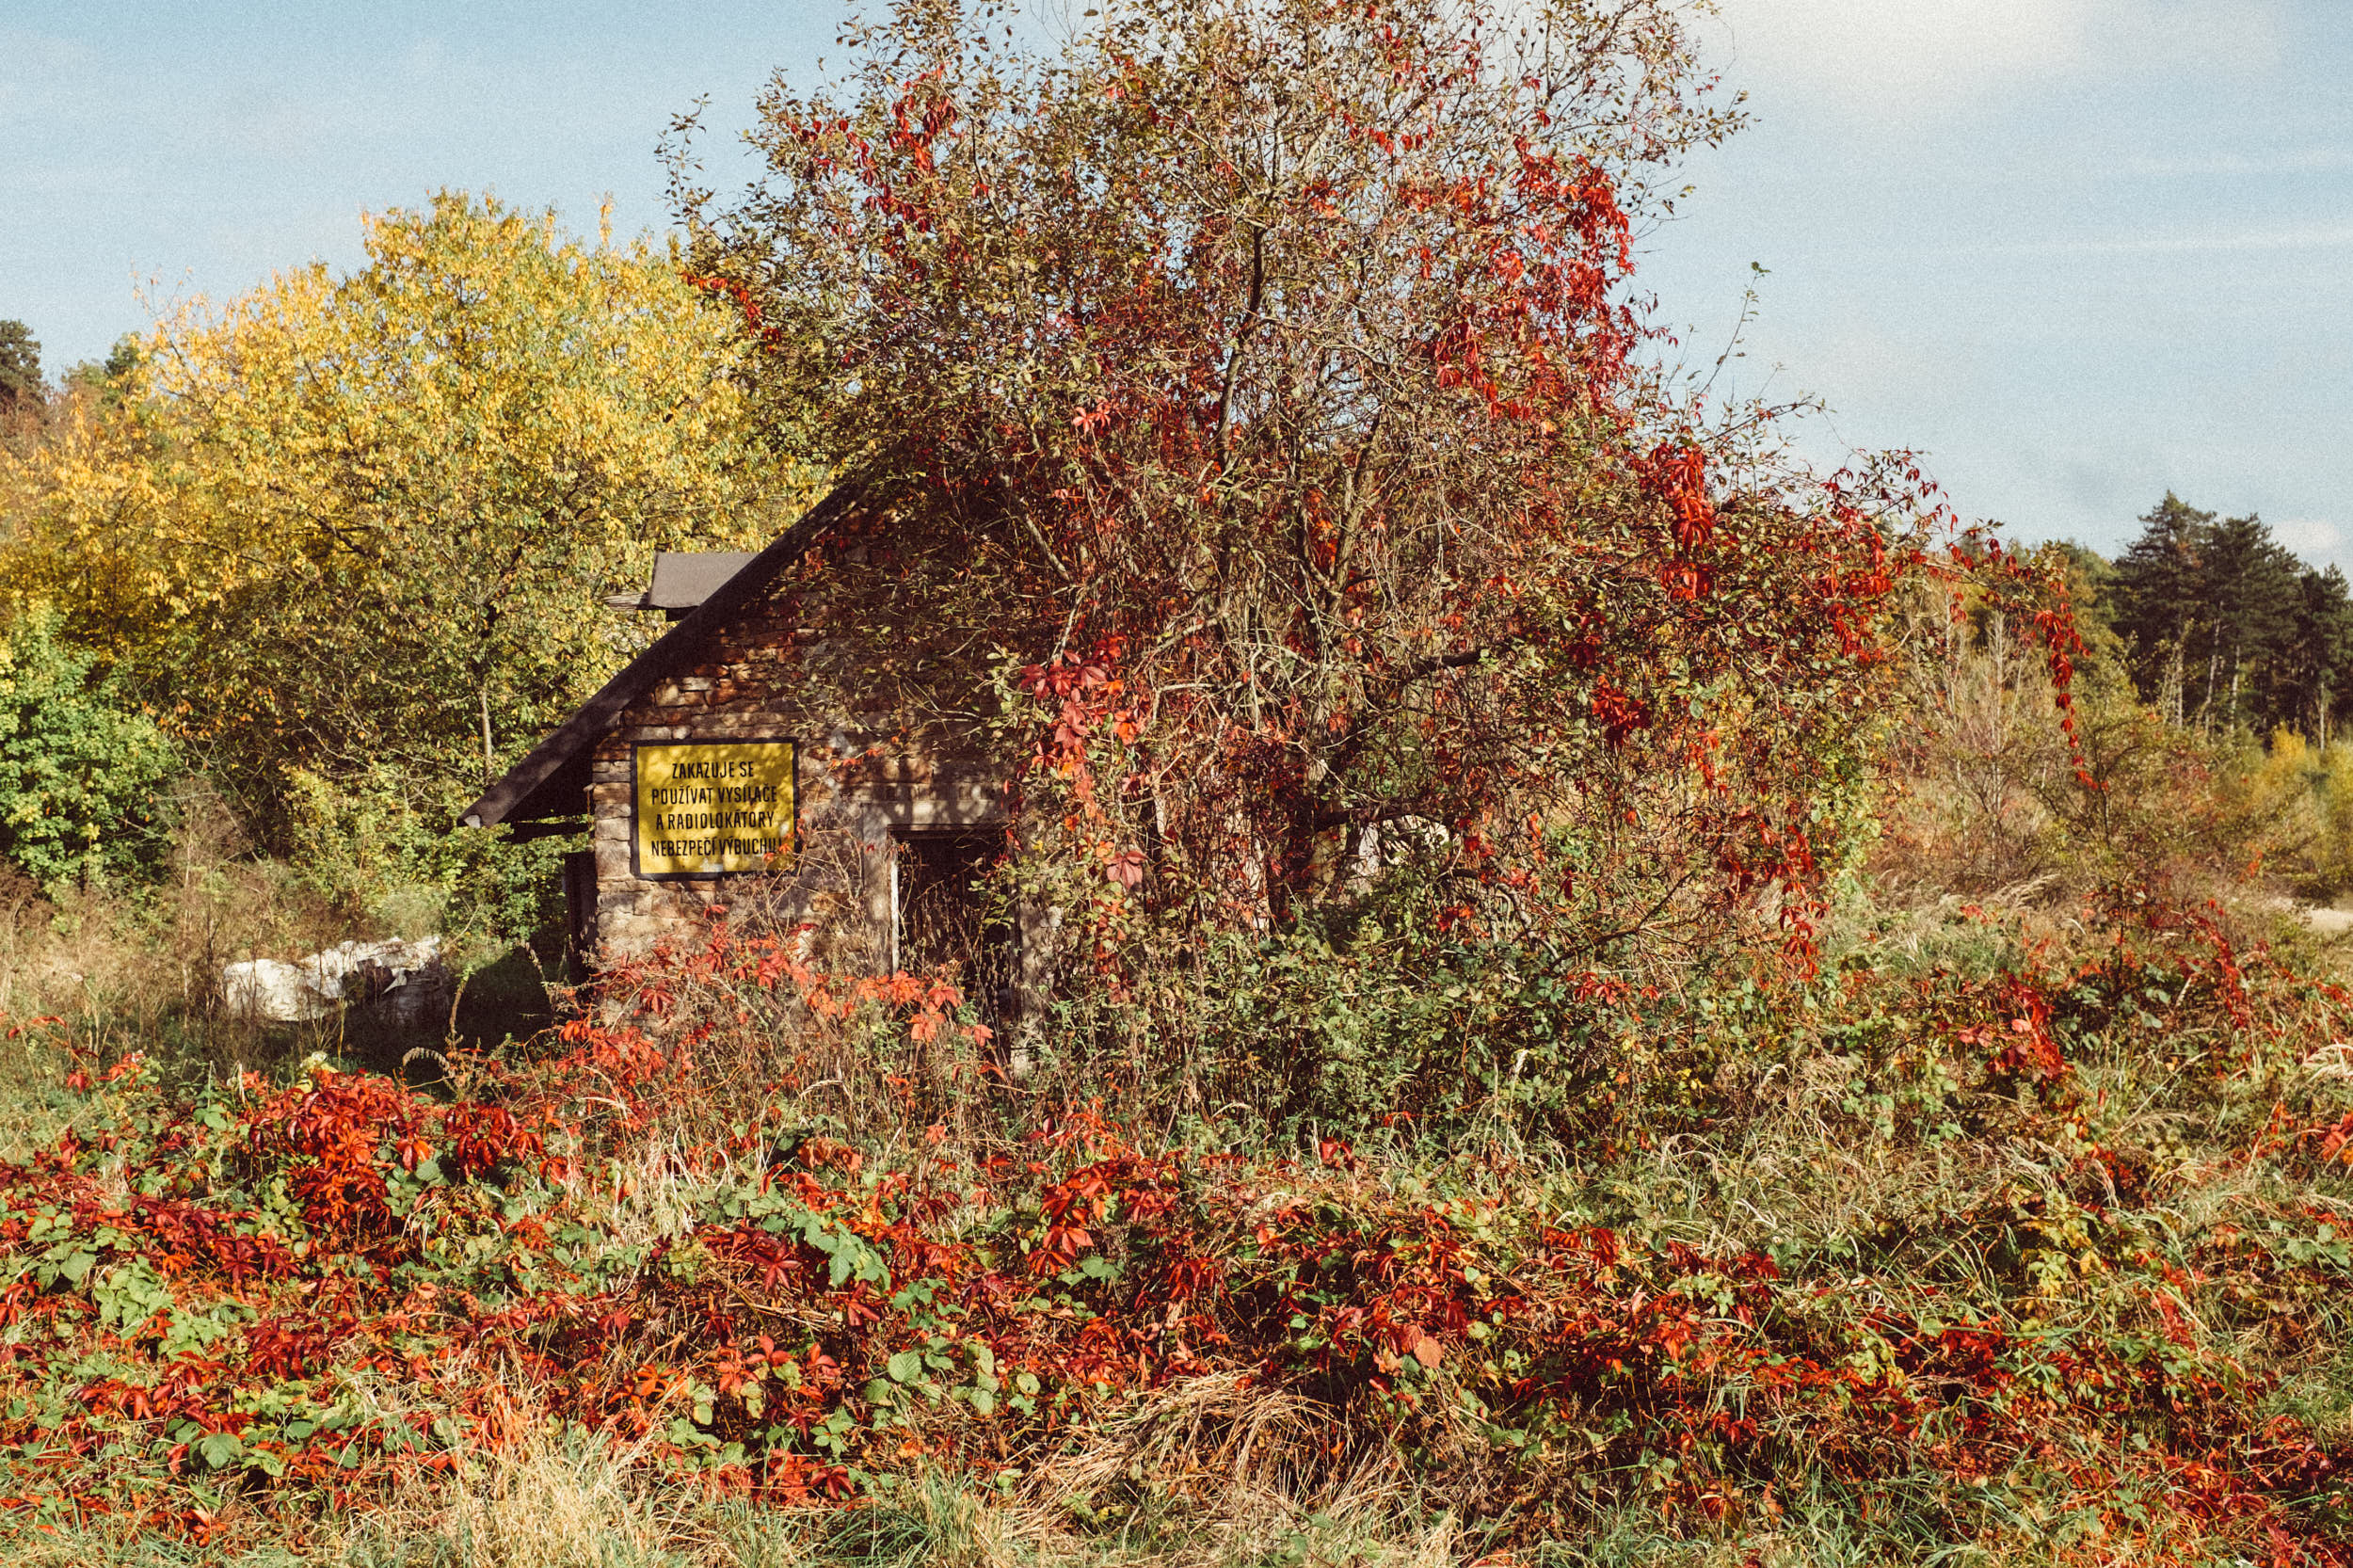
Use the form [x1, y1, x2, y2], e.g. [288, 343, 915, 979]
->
[0, 7, 2347, 1565]
[0, 878, 2348, 1562]
[0, 193, 817, 937]
[0, 608, 178, 891]
[1871, 552, 2353, 911]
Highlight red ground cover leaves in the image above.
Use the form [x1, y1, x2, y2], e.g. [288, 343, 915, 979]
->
[0, 909, 2345, 1560]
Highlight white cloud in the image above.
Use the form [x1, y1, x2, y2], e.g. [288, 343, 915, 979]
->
[2275, 517, 2343, 561]
[1699, 0, 2285, 120]
[2122, 148, 2353, 178]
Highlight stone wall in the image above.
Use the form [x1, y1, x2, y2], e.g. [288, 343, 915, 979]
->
[583, 569, 1006, 959]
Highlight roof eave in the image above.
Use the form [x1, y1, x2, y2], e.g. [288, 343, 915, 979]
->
[456, 480, 866, 829]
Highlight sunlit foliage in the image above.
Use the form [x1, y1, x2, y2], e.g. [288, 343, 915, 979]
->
[0, 193, 817, 894]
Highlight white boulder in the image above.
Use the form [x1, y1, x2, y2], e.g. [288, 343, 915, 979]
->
[222, 936, 452, 1027]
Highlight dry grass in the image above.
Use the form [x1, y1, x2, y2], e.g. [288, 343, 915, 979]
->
[0, 785, 366, 1018]
[1028, 1372, 1353, 1516]
[350, 1415, 717, 1567]
[0, 784, 542, 1131]
[0, 1414, 1482, 1568]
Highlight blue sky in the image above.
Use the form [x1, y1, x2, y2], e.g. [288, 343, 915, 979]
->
[4, 0, 2347, 566]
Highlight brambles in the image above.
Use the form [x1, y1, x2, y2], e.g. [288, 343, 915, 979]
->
[0, 882, 2345, 1561]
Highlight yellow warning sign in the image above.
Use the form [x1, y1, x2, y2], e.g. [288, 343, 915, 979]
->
[632, 740, 797, 878]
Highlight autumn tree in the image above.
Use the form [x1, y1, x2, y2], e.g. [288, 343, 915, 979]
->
[0, 194, 815, 919]
[675, 0, 1932, 1112]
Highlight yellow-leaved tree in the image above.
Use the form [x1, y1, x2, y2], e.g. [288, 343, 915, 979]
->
[0, 191, 817, 931]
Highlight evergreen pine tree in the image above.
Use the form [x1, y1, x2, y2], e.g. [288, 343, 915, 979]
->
[2111, 493, 2215, 723]
[2109, 494, 2324, 735]
[2286, 566, 2353, 745]
[0, 321, 38, 412]
[2197, 512, 2303, 729]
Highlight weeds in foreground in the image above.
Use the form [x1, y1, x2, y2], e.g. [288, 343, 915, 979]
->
[1, 1438, 1476, 1567]
[0, 886, 2345, 1564]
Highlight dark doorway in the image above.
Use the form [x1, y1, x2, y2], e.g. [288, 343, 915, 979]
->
[561, 850, 598, 981]
[890, 829, 1016, 1032]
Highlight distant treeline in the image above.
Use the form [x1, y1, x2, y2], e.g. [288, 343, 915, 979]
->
[2068, 494, 2353, 743]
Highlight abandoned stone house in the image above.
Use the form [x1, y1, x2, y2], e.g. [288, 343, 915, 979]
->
[458, 486, 1019, 1000]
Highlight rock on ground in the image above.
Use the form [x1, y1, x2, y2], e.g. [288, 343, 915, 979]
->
[222, 937, 453, 1027]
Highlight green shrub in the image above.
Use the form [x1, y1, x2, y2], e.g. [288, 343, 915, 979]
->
[2311, 739, 2353, 894]
[284, 759, 567, 952]
[0, 607, 179, 890]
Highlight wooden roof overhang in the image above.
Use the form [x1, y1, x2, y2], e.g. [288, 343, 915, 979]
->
[457, 482, 864, 832]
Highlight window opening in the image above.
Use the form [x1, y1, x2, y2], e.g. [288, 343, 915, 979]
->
[889, 829, 1016, 1033]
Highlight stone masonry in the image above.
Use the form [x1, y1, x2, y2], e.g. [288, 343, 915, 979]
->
[583, 568, 1007, 958]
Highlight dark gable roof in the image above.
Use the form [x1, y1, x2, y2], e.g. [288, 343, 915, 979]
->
[458, 482, 864, 830]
